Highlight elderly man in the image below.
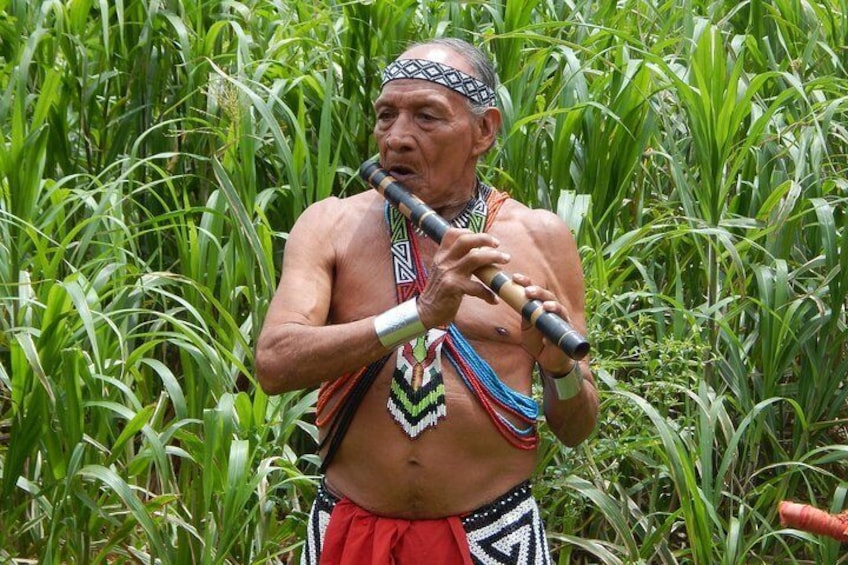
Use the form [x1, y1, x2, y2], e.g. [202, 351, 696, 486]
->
[255, 37, 599, 564]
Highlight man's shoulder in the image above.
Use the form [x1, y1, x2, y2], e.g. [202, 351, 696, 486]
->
[495, 197, 566, 230]
[297, 191, 382, 224]
[286, 191, 386, 263]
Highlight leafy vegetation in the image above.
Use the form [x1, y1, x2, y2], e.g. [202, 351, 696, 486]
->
[1, 0, 846, 563]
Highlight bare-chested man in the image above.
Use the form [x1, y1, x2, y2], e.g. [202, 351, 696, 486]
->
[255, 38, 599, 564]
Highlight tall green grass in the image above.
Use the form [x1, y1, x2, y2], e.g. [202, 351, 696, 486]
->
[1, 1, 846, 563]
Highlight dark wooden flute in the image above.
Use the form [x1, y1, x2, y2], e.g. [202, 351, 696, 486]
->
[360, 159, 590, 361]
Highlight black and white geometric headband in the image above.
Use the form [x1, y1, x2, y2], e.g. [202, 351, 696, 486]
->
[381, 59, 496, 108]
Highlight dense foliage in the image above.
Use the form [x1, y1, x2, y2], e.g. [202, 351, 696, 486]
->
[1, 0, 846, 563]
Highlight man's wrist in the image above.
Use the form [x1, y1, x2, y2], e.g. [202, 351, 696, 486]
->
[541, 361, 575, 380]
[373, 298, 427, 349]
[543, 362, 584, 401]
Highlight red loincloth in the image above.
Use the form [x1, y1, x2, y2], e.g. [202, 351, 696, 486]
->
[319, 497, 474, 564]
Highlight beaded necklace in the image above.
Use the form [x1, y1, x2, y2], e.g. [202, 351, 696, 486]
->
[383, 187, 488, 436]
[384, 182, 538, 445]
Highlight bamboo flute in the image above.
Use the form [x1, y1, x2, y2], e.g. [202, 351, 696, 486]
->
[360, 159, 590, 361]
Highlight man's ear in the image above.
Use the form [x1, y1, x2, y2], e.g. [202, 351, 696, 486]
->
[472, 106, 502, 156]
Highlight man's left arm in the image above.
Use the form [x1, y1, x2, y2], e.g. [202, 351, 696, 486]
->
[514, 210, 599, 447]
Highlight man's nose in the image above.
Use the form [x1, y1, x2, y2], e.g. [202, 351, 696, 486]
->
[383, 114, 414, 152]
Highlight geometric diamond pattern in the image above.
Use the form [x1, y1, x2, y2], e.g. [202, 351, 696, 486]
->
[383, 58, 496, 107]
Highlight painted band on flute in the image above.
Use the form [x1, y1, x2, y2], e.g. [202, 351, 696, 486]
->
[359, 159, 590, 361]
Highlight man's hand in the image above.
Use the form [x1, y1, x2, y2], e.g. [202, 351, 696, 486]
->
[416, 228, 510, 328]
[511, 272, 575, 375]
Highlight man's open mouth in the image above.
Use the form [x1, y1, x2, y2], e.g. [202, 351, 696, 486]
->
[388, 165, 416, 177]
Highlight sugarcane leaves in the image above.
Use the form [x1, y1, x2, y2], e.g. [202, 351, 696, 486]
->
[76, 464, 174, 562]
[212, 156, 276, 297]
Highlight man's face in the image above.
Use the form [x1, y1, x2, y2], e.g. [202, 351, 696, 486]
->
[372, 47, 488, 201]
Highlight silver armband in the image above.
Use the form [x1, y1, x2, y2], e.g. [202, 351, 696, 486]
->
[549, 363, 584, 401]
[373, 298, 427, 349]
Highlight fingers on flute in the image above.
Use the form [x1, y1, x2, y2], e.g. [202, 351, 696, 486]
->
[442, 231, 509, 272]
[513, 273, 571, 324]
[513, 273, 557, 302]
[441, 227, 491, 250]
[442, 229, 498, 252]
[469, 281, 499, 304]
[420, 233, 506, 326]
[512, 272, 531, 286]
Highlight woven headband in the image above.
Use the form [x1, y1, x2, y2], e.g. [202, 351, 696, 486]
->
[381, 58, 496, 107]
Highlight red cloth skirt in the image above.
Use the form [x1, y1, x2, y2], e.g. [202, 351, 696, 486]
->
[319, 497, 475, 565]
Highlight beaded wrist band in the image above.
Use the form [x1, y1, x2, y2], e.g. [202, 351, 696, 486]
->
[374, 298, 427, 349]
[546, 363, 584, 401]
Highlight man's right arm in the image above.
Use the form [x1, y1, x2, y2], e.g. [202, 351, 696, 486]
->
[255, 201, 513, 395]
[254, 199, 389, 395]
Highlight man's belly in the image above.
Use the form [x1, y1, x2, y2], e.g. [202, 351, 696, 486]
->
[321, 364, 538, 519]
